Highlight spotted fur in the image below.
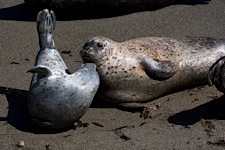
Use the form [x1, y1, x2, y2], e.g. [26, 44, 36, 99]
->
[80, 36, 225, 106]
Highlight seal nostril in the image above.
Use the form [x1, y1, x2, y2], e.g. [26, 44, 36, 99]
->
[96, 43, 103, 48]
[83, 42, 89, 50]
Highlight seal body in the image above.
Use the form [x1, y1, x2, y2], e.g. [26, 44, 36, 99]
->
[28, 9, 100, 129]
[80, 36, 225, 106]
[24, 0, 175, 16]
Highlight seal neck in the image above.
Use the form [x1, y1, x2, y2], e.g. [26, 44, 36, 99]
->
[38, 33, 55, 49]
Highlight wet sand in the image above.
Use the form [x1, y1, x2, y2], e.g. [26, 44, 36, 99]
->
[1, 0, 225, 149]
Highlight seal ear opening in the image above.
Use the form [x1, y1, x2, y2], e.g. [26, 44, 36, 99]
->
[27, 65, 52, 78]
[208, 56, 225, 87]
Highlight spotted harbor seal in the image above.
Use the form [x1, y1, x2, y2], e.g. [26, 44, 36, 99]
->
[27, 9, 100, 129]
[80, 36, 225, 109]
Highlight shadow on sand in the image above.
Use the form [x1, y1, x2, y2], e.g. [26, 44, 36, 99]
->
[0, 87, 74, 133]
[0, 86, 115, 134]
[1, 84, 224, 133]
[0, 87, 32, 132]
[0, 0, 211, 21]
[168, 95, 225, 126]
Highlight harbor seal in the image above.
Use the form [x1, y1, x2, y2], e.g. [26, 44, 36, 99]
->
[27, 9, 100, 129]
[80, 36, 225, 109]
[24, 0, 175, 17]
[208, 56, 225, 93]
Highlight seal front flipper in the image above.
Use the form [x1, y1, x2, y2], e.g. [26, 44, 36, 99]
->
[27, 65, 53, 79]
[118, 103, 147, 111]
[141, 57, 177, 80]
[208, 56, 225, 92]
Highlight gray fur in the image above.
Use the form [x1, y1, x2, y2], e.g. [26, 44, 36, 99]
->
[28, 9, 100, 129]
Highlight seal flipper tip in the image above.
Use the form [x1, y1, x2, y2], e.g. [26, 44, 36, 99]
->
[36, 9, 56, 34]
[37, 9, 56, 49]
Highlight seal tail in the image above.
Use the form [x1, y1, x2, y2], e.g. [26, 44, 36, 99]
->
[37, 9, 56, 50]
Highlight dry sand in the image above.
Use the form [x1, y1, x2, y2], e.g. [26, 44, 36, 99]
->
[1, 0, 225, 149]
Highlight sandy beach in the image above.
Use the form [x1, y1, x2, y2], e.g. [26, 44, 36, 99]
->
[1, 0, 225, 149]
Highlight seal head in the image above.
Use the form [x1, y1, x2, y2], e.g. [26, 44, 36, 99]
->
[81, 36, 115, 64]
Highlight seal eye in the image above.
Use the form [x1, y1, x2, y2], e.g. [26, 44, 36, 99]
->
[96, 43, 103, 48]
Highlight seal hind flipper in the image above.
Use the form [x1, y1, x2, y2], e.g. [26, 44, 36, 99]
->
[208, 57, 225, 86]
[30, 117, 55, 128]
[37, 9, 56, 49]
[37, 9, 56, 34]
[208, 56, 225, 92]
[118, 103, 147, 111]
[141, 58, 177, 80]
[27, 65, 53, 79]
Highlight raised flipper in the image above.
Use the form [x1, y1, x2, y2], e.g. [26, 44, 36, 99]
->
[208, 56, 225, 92]
[37, 9, 56, 49]
[141, 57, 177, 80]
[27, 65, 53, 79]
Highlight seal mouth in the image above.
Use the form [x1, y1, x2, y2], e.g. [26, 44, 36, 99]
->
[82, 56, 95, 63]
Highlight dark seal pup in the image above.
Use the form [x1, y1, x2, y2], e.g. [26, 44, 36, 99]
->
[27, 9, 100, 129]
[24, 0, 175, 17]
[80, 36, 225, 109]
